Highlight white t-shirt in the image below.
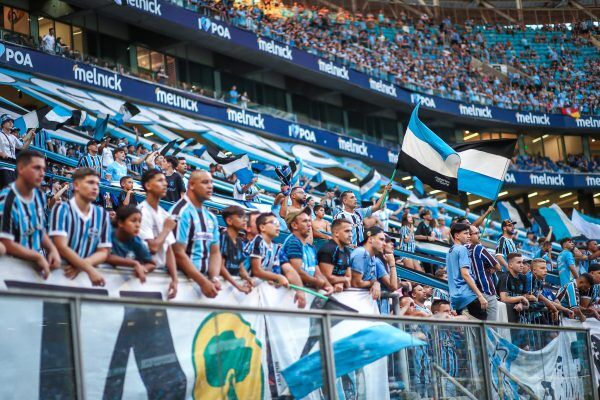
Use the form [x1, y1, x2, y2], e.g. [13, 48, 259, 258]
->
[138, 200, 175, 268]
[0, 131, 23, 169]
[42, 34, 55, 53]
[233, 179, 246, 200]
[373, 208, 394, 231]
[102, 147, 114, 167]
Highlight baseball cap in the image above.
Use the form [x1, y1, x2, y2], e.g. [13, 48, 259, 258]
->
[589, 263, 600, 273]
[117, 142, 127, 148]
[360, 226, 385, 245]
[385, 234, 396, 244]
[87, 139, 99, 147]
[501, 219, 517, 228]
[284, 206, 312, 227]
[0, 114, 14, 125]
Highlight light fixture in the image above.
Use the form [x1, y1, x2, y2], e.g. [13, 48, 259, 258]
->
[498, 191, 508, 197]
[559, 192, 573, 198]
[38, 17, 44, 21]
[574, 201, 579, 205]
[468, 199, 482, 206]
[401, 176, 411, 181]
[594, 193, 600, 198]
[439, 199, 447, 203]
[465, 130, 470, 134]
[406, 185, 413, 190]
[143, 132, 153, 137]
[464, 132, 480, 140]
[542, 134, 549, 139]
[429, 190, 441, 195]
[350, 177, 358, 183]
[538, 200, 550, 206]
[528, 192, 538, 198]
[73, 30, 82, 35]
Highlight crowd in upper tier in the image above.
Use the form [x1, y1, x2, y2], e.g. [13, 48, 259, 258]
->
[189, 0, 599, 116]
[509, 153, 600, 173]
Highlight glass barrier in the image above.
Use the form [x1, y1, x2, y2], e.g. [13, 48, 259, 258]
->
[0, 296, 77, 400]
[0, 291, 596, 400]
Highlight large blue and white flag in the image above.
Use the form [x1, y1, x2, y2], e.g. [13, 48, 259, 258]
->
[13, 105, 72, 132]
[397, 104, 460, 193]
[359, 169, 382, 201]
[497, 200, 527, 229]
[571, 209, 600, 240]
[539, 204, 582, 240]
[453, 139, 517, 200]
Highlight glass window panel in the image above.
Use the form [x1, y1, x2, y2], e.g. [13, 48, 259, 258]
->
[136, 46, 150, 70]
[54, 21, 71, 49]
[150, 51, 164, 72]
[543, 135, 563, 161]
[72, 26, 83, 55]
[564, 135, 583, 156]
[38, 17, 54, 40]
[4, 8, 30, 35]
[523, 135, 544, 156]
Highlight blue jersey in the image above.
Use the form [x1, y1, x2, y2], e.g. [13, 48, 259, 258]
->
[105, 161, 128, 182]
[556, 281, 579, 309]
[281, 234, 317, 277]
[496, 236, 517, 271]
[49, 198, 112, 258]
[220, 230, 245, 276]
[0, 184, 47, 252]
[77, 154, 103, 175]
[249, 235, 282, 274]
[446, 244, 477, 311]
[557, 249, 576, 286]
[170, 196, 219, 274]
[31, 129, 51, 151]
[349, 246, 386, 282]
[399, 225, 416, 253]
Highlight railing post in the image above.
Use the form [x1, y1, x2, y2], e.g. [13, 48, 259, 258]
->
[586, 331, 600, 400]
[321, 313, 338, 400]
[478, 323, 494, 400]
[69, 297, 85, 400]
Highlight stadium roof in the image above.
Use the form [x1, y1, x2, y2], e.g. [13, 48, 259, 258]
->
[313, 0, 599, 24]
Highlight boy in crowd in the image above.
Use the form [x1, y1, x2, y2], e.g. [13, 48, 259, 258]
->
[529, 258, 559, 322]
[557, 237, 578, 286]
[163, 155, 186, 203]
[349, 226, 390, 300]
[498, 253, 530, 323]
[106, 206, 155, 283]
[581, 263, 600, 319]
[312, 204, 331, 240]
[105, 147, 128, 183]
[555, 273, 594, 322]
[117, 175, 138, 209]
[50, 168, 112, 286]
[283, 208, 333, 294]
[170, 170, 221, 298]
[414, 209, 436, 242]
[496, 220, 518, 271]
[0, 150, 60, 278]
[447, 223, 488, 320]
[318, 219, 353, 292]
[250, 212, 306, 308]
[77, 140, 103, 177]
[220, 206, 254, 293]
[138, 169, 177, 299]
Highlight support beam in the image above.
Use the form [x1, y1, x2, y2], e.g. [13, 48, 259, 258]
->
[568, 0, 599, 21]
[479, 0, 519, 24]
[388, 0, 429, 19]
[515, 0, 524, 24]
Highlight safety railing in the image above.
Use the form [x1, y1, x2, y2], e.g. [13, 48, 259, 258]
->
[0, 287, 596, 400]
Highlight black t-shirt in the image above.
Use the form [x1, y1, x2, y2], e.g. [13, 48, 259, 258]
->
[497, 272, 528, 297]
[317, 240, 351, 276]
[415, 221, 432, 238]
[117, 190, 139, 210]
[165, 172, 185, 203]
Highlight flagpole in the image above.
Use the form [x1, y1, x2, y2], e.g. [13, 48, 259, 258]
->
[381, 169, 397, 207]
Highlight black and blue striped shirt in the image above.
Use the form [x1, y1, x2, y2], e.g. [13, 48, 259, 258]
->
[49, 198, 112, 258]
[0, 184, 47, 252]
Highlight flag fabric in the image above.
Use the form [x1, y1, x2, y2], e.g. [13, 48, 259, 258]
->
[92, 114, 110, 140]
[497, 200, 528, 229]
[13, 105, 72, 132]
[117, 102, 140, 124]
[539, 204, 582, 241]
[67, 109, 88, 127]
[406, 192, 438, 209]
[359, 169, 382, 201]
[275, 159, 301, 187]
[397, 104, 460, 193]
[413, 176, 425, 197]
[579, 212, 600, 226]
[453, 139, 517, 200]
[561, 107, 581, 119]
[571, 209, 600, 240]
[158, 139, 181, 156]
[281, 324, 425, 399]
[204, 143, 252, 178]
[171, 138, 196, 156]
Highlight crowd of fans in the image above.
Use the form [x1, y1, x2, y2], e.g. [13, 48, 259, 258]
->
[192, 1, 600, 116]
[0, 110, 599, 338]
[509, 153, 600, 173]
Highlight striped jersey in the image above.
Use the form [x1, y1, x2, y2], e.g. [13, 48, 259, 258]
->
[219, 229, 245, 276]
[556, 281, 579, 309]
[170, 196, 219, 274]
[31, 129, 51, 151]
[0, 183, 47, 252]
[77, 153, 103, 174]
[582, 284, 599, 305]
[334, 206, 372, 246]
[249, 235, 282, 274]
[399, 225, 416, 252]
[49, 198, 112, 258]
[495, 236, 517, 269]
[432, 288, 450, 302]
[466, 243, 497, 296]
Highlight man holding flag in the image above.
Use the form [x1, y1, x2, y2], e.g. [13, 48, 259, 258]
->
[334, 184, 392, 247]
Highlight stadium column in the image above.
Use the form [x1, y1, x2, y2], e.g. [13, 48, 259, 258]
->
[521, 193, 531, 213]
[577, 191, 596, 215]
[214, 70, 222, 96]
